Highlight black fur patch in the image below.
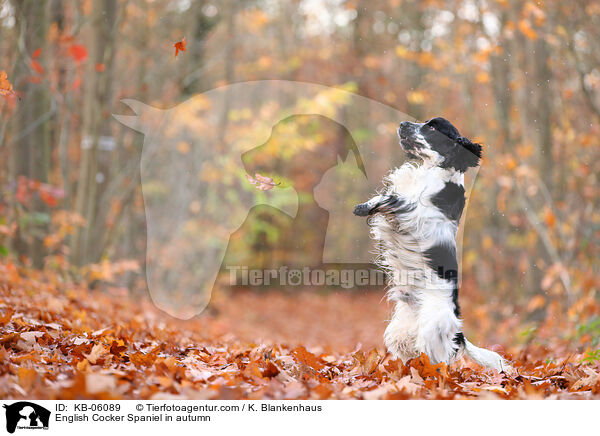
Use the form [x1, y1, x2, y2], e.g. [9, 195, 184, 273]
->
[424, 243, 461, 317]
[430, 182, 465, 222]
[453, 332, 465, 347]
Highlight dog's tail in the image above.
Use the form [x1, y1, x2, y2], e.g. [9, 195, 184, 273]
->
[463, 338, 511, 373]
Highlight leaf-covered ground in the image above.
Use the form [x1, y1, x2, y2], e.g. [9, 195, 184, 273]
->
[1, 262, 599, 400]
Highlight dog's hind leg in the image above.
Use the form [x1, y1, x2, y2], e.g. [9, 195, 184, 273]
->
[414, 291, 463, 365]
[384, 301, 419, 363]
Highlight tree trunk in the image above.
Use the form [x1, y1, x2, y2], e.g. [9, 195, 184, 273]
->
[71, 0, 117, 265]
[533, 38, 553, 190]
[11, 0, 51, 267]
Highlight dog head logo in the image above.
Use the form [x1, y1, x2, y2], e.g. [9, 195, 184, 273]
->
[3, 402, 50, 433]
[114, 80, 479, 318]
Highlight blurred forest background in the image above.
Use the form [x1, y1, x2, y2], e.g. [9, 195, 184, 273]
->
[0, 0, 599, 353]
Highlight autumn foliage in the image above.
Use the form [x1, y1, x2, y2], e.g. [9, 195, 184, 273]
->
[1, 262, 599, 400]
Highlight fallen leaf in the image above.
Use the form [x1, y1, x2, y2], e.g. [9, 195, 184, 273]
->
[353, 348, 380, 375]
[130, 350, 158, 368]
[84, 343, 108, 365]
[17, 367, 37, 390]
[480, 385, 508, 394]
[20, 331, 45, 345]
[291, 346, 324, 371]
[396, 375, 422, 394]
[0, 308, 15, 326]
[409, 367, 425, 385]
[86, 373, 117, 394]
[571, 367, 599, 391]
[262, 361, 280, 378]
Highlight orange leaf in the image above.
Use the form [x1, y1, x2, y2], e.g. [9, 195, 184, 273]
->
[130, 351, 158, 368]
[0, 308, 15, 326]
[543, 209, 556, 228]
[69, 44, 88, 62]
[518, 19, 538, 40]
[291, 346, 324, 370]
[262, 360, 280, 378]
[174, 37, 187, 57]
[31, 59, 44, 75]
[0, 70, 15, 96]
[476, 72, 491, 84]
[17, 367, 37, 390]
[527, 295, 546, 312]
[109, 340, 127, 356]
[39, 190, 58, 207]
[353, 348, 381, 374]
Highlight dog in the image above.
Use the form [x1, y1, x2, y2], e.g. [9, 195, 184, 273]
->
[353, 117, 508, 371]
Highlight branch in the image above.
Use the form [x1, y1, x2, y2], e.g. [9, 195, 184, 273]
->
[566, 33, 600, 124]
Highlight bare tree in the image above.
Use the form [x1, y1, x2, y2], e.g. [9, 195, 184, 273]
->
[11, 0, 51, 267]
[71, 0, 118, 264]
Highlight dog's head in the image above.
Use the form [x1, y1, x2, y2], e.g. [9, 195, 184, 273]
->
[397, 117, 482, 172]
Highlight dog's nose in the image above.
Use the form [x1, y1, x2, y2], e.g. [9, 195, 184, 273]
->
[399, 121, 411, 129]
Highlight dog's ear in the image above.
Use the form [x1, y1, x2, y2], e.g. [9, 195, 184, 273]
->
[337, 125, 367, 177]
[454, 136, 482, 170]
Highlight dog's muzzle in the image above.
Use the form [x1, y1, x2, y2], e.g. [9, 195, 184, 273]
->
[398, 121, 420, 153]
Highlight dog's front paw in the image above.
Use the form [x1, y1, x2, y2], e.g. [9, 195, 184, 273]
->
[353, 202, 371, 216]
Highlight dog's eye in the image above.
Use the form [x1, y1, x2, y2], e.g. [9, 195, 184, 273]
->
[428, 124, 435, 131]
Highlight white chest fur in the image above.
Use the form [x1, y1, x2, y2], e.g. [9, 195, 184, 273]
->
[385, 163, 464, 203]
[380, 163, 463, 244]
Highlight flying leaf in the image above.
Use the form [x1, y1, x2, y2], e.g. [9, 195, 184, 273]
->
[246, 173, 278, 191]
[174, 37, 187, 57]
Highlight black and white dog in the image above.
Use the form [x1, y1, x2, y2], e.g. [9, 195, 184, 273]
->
[354, 117, 508, 371]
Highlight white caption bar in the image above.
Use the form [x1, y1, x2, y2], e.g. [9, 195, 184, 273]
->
[0, 400, 593, 435]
